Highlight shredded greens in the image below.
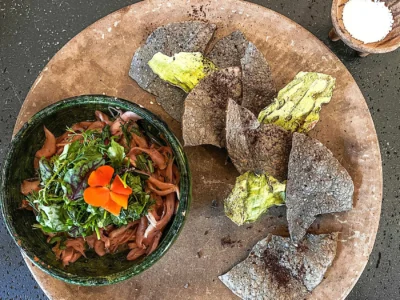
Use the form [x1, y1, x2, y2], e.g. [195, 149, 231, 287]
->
[120, 120, 143, 149]
[27, 126, 153, 238]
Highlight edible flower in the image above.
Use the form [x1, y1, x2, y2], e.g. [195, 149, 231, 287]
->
[83, 165, 132, 216]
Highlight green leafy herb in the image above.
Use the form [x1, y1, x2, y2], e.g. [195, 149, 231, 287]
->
[107, 139, 125, 168]
[39, 159, 53, 183]
[27, 124, 153, 238]
[101, 124, 111, 142]
[110, 173, 153, 226]
[63, 154, 104, 200]
[135, 154, 154, 173]
[36, 204, 70, 232]
[129, 125, 142, 137]
[48, 236, 64, 244]
[121, 121, 132, 148]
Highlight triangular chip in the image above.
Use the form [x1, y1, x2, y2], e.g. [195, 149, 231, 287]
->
[224, 171, 285, 226]
[208, 32, 275, 115]
[182, 67, 242, 148]
[148, 52, 217, 93]
[258, 72, 336, 133]
[207, 30, 249, 68]
[241, 42, 276, 115]
[129, 21, 216, 121]
[153, 84, 187, 121]
[219, 233, 338, 299]
[226, 99, 292, 180]
[286, 133, 354, 244]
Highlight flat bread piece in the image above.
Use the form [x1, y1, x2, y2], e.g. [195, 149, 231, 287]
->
[286, 133, 354, 244]
[151, 83, 187, 121]
[129, 21, 216, 121]
[226, 99, 292, 180]
[182, 67, 242, 148]
[207, 30, 249, 68]
[241, 42, 276, 115]
[208, 33, 276, 115]
[219, 233, 338, 300]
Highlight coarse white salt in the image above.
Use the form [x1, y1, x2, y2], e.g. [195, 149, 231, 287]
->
[343, 0, 394, 44]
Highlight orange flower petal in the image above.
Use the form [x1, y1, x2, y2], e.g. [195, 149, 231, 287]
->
[83, 187, 110, 207]
[103, 198, 122, 216]
[110, 192, 129, 209]
[111, 175, 132, 195]
[88, 165, 114, 187]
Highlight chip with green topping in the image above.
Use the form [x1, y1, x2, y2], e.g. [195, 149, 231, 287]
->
[258, 72, 336, 133]
[224, 171, 286, 226]
[148, 52, 217, 93]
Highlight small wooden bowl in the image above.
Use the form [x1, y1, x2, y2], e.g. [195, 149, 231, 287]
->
[330, 0, 400, 56]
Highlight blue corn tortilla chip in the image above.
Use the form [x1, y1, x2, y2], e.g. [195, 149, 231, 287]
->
[219, 233, 338, 299]
[129, 21, 216, 121]
[241, 42, 276, 115]
[226, 99, 292, 180]
[286, 133, 354, 244]
[207, 30, 249, 68]
[182, 67, 242, 148]
[208, 32, 276, 116]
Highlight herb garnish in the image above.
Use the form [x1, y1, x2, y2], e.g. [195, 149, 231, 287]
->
[27, 128, 153, 237]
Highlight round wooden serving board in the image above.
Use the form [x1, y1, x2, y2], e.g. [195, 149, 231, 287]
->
[14, 0, 382, 299]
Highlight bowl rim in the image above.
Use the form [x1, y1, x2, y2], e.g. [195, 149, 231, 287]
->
[0, 95, 192, 286]
[331, 0, 400, 53]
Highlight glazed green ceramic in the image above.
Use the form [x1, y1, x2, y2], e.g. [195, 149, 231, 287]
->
[0, 96, 191, 286]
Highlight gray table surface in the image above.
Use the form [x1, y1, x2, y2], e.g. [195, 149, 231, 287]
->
[0, 0, 399, 299]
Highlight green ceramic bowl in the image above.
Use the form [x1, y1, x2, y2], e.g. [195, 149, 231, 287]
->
[0, 95, 191, 286]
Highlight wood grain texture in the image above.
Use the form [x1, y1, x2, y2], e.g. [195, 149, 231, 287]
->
[14, 0, 382, 299]
[331, 0, 400, 53]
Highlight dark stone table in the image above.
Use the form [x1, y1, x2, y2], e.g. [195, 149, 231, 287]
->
[0, 0, 398, 299]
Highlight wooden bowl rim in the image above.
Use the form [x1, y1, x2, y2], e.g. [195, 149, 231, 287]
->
[331, 0, 400, 53]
